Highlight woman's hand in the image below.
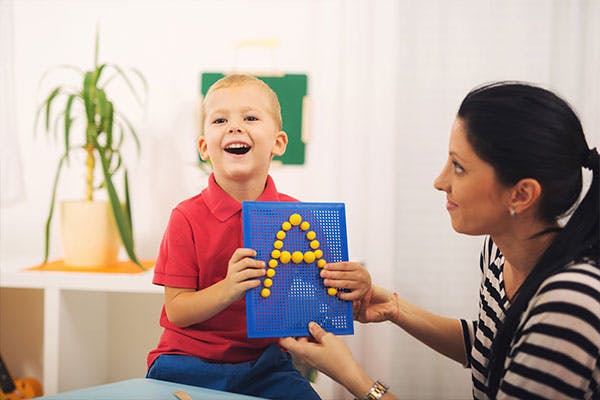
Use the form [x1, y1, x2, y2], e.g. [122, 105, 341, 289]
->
[320, 261, 372, 301]
[280, 322, 371, 395]
[356, 286, 401, 324]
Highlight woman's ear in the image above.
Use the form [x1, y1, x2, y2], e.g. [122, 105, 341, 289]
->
[271, 131, 288, 157]
[508, 178, 542, 215]
[198, 136, 209, 161]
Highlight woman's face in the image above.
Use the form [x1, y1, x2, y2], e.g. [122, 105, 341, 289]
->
[434, 118, 512, 236]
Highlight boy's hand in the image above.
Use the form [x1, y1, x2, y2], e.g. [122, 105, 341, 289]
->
[223, 248, 265, 303]
[320, 261, 372, 301]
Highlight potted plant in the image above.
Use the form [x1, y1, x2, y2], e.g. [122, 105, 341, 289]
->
[35, 31, 147, 269]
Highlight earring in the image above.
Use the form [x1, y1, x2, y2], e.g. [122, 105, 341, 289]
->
[509, 208, 516, 217]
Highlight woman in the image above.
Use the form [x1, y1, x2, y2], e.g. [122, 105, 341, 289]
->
[281, 82, 599, 400]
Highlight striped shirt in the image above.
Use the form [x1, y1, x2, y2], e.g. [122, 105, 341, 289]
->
[461, 236, 599, 399]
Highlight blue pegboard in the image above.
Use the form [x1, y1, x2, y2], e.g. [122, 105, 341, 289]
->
[243, 201, 354, 338]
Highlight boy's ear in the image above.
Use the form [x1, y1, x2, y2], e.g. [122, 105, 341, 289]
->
[508, 178, 542, 215]
[198, 136, 209, 161]
[271, 131, 288, 157]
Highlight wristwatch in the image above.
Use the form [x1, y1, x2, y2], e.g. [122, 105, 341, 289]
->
[356, 380, 389, 400]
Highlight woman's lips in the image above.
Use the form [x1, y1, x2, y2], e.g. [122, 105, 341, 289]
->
[446, 200, 458, 211]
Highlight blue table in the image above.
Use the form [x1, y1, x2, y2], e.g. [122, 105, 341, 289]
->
[34, 378, 267, 399]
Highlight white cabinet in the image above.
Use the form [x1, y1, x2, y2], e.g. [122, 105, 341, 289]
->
[0, 259, 164, 395]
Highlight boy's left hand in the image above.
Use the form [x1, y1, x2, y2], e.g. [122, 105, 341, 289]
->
[320, 261, 372, 301]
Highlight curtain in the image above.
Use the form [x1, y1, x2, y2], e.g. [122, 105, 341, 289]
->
[330, 1, 599, 399]
[0, 0, 25, 207]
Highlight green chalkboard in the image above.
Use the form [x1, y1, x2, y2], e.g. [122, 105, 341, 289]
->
[200, 72, 308, 165]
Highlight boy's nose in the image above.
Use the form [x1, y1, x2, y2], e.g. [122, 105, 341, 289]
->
[228, 127, 242, 133]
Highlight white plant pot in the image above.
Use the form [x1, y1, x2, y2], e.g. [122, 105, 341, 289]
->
[60, 200, 120, 267]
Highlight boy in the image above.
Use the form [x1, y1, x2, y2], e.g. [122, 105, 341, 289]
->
[146, 75, 321, 399]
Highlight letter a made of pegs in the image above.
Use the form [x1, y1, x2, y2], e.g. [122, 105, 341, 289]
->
[261, 213, 337, 298]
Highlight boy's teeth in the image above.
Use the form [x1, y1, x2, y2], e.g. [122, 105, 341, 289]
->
[225, 144, 250, 154]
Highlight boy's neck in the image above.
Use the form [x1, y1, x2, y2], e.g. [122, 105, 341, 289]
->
[213, 172, 269, 202]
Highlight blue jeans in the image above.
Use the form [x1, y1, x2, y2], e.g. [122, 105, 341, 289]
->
[147, 344, 321, 400]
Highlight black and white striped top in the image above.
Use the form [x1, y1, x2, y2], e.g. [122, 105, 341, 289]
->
[461, 236, 599, 399]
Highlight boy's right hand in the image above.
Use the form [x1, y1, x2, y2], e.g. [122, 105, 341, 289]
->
[223, 248, 265, 303]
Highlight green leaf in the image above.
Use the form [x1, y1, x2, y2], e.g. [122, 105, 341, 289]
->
[114, 120, 126, 148]
[86, 124, 96, 147]
[43, 154, 68, 264]
[33, 103, 46, 138]
[94, 63, 107, 86]
[37, 64, 82, 94]
[108, 152, 123, 176]
[82, 71, 96, 124]
[64, 94, 77, 159]
[115, 113, 141, 153]
[51, 109, 67, 142]
[106, 100, 114, 148]
[105, 64, 145, 107]
[129, 67, 149, 105]
[44, 87, 62, 131]
[91, 136, 143, 269]
[97, 89, 109, 137]
[94, 26, 100, 67]
[124, 170, 134, 244]
[96, 89, 114, 150]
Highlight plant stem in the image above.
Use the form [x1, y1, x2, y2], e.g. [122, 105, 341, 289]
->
[86, 144, 94, 201]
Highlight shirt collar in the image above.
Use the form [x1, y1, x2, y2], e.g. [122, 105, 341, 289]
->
[203, 173, 282, 222]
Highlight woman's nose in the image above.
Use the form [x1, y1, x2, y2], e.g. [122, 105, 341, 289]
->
[434, 166, 449, 192]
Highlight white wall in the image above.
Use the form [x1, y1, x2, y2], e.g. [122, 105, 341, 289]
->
[1, 1, 598, 399]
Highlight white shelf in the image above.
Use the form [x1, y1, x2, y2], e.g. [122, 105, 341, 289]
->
[0, 258, 161, 293]
[0, 258, 164, 395]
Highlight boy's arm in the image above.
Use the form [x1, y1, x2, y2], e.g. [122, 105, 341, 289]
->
[164, 248, 265, 328]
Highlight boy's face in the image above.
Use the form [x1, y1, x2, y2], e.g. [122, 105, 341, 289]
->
[199, 83, 287, 186]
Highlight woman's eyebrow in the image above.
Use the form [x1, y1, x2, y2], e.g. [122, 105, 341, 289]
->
[449, 151, 466, 162]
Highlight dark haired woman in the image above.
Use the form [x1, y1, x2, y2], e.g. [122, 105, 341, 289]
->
[281, 82, 599, 400]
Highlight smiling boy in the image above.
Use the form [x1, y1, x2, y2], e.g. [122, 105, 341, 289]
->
[146, 75, 321, 399]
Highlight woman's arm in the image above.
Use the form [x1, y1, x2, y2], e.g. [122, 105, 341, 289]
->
[322, 261, 469, 365]
[280, 322, 398, 400]
[357, 285, 467, 365]
[394, 293, 467, 365]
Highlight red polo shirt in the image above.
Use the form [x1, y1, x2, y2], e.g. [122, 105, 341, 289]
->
[147, 174, 297, 367]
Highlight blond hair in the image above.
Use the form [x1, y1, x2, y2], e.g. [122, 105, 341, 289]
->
[201, 74, 282, 131]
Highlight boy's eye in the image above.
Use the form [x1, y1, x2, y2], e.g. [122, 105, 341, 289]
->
[452, 160, 465, 174]
[213, 118, 226, 124]
[245, 116, 258, 121]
